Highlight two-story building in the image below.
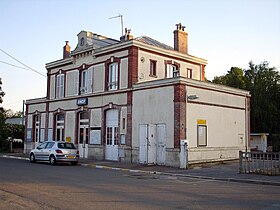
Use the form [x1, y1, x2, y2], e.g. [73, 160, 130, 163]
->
[25, 23, 250, 167]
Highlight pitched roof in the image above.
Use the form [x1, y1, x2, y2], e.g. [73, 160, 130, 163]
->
[135, 36, 173, 51]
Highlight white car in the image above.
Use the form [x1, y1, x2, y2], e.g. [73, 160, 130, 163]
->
[29, 141, 79, 165]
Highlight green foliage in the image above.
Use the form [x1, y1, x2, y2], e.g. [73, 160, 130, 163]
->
[0, 108, 25, 152]
[212, 67, 245, 89]
[244, 61, 280, 134]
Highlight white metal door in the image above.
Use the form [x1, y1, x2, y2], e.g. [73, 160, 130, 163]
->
[156, 124, 166, 165]
[105, 109, 119, 161]
[148, 124, 156, 164]
[139, 124, 148, 164]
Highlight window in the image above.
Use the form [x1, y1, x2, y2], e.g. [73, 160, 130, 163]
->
[187, 68, 192, 79]
[150, 60, 157, 77]
[56, 114, 64, 141]
[46, 142, 55, 149]
[37, 142, 47, 149]
[34, 115, 40, 142]
[197, 125, 207, 146]
[56, 74, 64, 98]
[108, 63, 118, 90]
[167, 64, 179, 78]
[80, 67, 93, 94]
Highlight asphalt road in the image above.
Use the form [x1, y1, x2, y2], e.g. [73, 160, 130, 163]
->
[0, 157, 280, 210]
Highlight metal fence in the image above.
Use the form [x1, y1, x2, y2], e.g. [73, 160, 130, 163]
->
[239, 151, 280, 175]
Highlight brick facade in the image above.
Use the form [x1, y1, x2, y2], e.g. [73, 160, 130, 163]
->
[173, 84, 186, 148]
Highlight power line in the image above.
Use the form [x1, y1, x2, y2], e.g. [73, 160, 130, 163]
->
[0, 60, 34, 71]
[0, 48, 46, 77]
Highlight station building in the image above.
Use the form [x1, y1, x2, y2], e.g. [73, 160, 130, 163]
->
[25, 23, 250, 167]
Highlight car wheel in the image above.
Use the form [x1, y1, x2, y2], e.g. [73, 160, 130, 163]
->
[30, 153, 36, 163]
[71, 161, 78, 166]
[49, 155, 56, 166]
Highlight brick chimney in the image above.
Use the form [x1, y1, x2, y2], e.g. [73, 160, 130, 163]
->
[63, 41, 71, 59]
[174, 23, 188, 54]
[120, 28, 133, 42]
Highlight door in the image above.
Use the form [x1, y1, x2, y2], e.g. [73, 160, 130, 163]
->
[105, 109, 119, 161]
[139, 124, 156, 165]
[78, 126, 89, 158]
[78, 112, 89, 158]
[156, 124, 166, 165]
[147, 124, 156, 164]
[139, 124, 148, 164]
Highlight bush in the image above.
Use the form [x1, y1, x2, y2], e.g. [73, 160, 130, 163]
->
[0, 138, 9, 152]
[270, 134, 280, 152]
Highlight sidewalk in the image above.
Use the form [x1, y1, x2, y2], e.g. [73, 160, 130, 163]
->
[1, 153, 280, 186]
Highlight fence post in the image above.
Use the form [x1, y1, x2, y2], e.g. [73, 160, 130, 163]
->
[239, 151, 243, 173]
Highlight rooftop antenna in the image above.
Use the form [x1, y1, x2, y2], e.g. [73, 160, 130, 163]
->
[109, 14, 124, 36]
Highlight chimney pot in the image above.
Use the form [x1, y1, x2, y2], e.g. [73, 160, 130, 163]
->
[63, 41, 71, 59]
[120, 28, 133, 42]
[174, 23, 188, 54]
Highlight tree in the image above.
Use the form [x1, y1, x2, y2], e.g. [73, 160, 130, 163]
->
[212, 67, 245, 89]
[0, 78, 5, 103]
[0, 108, 25, 152]
[244, 61, 280, 134]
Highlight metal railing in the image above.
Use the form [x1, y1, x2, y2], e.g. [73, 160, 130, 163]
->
[239, 151, 280, 175]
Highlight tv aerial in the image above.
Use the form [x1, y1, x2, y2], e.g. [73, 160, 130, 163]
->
[109, 14, 124, 36]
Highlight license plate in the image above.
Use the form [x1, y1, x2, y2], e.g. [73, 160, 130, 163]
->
[67, 156, 75, 159]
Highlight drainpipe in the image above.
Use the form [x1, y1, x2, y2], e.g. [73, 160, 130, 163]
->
[245, 97, 248, 152]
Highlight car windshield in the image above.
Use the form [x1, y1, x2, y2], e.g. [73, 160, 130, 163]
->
[57, 143, 76, 149]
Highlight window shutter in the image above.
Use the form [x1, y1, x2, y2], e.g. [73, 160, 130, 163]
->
[56, 75, 60, 97]
[87, 67, 93, 93]
[60, 74, 64, 97]
[74, 70, 79, 95]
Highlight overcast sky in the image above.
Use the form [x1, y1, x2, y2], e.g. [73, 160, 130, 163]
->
[0, 0, 279, 112]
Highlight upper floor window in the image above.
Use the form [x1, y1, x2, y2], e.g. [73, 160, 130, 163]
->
[80, 67, 93, 94]
[108, 63, 118, 90]
[187, 68, 192, 79]
[56, 73, 64, 98]
[150, 60, 157, 77]
[167, 64, 179, 78]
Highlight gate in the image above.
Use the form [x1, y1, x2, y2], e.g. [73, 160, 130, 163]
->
[239, 151, 280, 175]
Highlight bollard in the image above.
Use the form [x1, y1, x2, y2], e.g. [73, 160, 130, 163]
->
[180, 139, 188, 169]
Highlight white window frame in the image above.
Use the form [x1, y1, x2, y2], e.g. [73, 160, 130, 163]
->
[80, 67, 93, 94]
[34, 115, 40, 143]
[167, 64, 179, 78]
[56, 114, 65, 141]
[56, 74, 64, 98]
[197, 125, 207, 146]
[108, 63, 118, 90]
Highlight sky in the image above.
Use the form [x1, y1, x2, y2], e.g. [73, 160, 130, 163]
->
[0, 0, 279, 112]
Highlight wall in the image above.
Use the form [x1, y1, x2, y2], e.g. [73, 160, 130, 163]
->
[132, 86, 174, 149]
[186, 85, 247, 162]
[137, 50, 202, 83]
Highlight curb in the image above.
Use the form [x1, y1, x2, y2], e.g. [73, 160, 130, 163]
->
[80, 163, 280, 186]
[2, 155, 280, 186]
[1, 155, 29, 161]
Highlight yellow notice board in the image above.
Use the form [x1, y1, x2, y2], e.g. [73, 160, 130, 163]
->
[66, 137, 71, 142]
[197, 119, 206, 125]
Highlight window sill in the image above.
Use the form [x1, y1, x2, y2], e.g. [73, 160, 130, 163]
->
[149, 75, 157, 78]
